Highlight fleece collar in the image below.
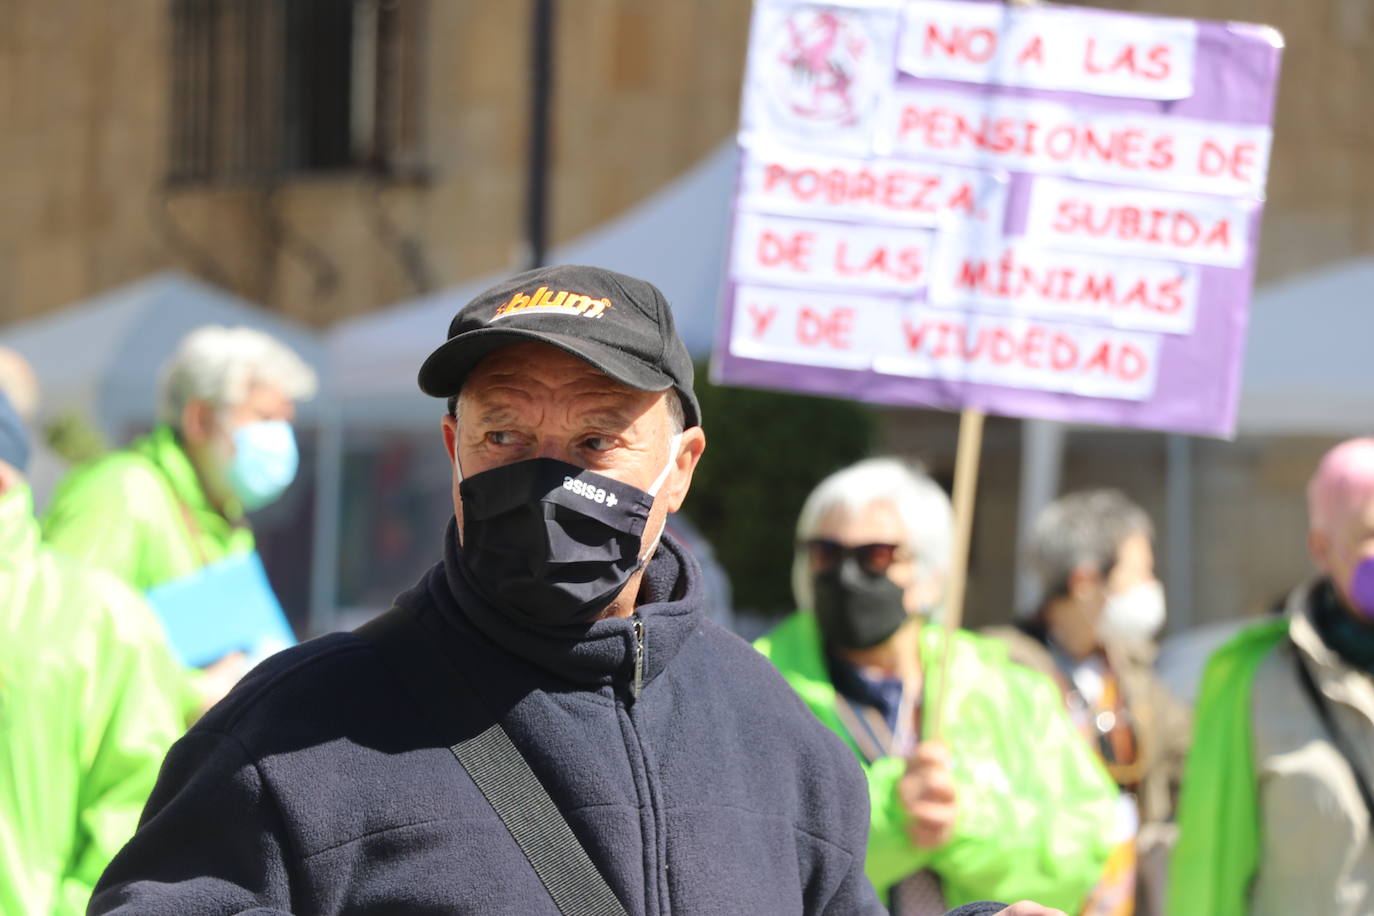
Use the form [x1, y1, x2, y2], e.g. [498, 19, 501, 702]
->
[429, 518, 705, 692]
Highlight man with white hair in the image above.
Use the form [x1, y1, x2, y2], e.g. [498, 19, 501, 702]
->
[985, 490, 1190, 916]
[44, 325, 317, 591]
[0, 391, 185, 915]
[42, 326, 316, 708]
[1171, 437, 1374, 916]
[756, 457, 1118, 914]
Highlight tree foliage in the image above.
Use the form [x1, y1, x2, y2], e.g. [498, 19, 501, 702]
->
[681, 366, 876, 617]
[44, 410, 109, 464]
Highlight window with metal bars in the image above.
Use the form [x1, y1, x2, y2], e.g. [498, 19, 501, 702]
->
[168, 0, 426, 185]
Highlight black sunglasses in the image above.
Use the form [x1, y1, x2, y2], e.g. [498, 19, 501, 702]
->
[805, 539, 901, 576]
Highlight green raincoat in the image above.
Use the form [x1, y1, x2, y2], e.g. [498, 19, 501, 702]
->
[755, 612, 1118, 912]
[1167, 618, 1289, 916]
[43, 424, 255, 592]
[43, 425, 258, 717]
[0, 482, 185, 915]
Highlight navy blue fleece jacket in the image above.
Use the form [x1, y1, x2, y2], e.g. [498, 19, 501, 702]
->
[90, 526, 884, 915]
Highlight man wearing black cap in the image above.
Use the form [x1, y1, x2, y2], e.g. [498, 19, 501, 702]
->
[88, 266, 885, 915]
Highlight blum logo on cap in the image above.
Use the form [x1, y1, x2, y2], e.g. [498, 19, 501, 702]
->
[491, 287, 613, 321]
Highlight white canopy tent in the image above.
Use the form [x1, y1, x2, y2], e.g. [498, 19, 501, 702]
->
[1236, 257, 1374, 435]
[0, 270, 328, 441]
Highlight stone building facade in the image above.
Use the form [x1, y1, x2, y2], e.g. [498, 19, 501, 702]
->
[0, 0, 750, 324]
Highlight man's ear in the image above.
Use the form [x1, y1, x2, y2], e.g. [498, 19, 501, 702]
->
[660, 427, 706, 514]
[441, 414, 458, 468]
[180, 398, 217, 447]
[1308, 528, 1330, 574]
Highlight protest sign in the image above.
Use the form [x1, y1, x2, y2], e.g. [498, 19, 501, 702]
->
[716, 0, 1284, 437]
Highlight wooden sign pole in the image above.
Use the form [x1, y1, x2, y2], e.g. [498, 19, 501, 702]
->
[923, 0, 1019, 743]
[925, 407, 986, 742]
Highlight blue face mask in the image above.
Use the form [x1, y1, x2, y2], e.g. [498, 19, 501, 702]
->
[229, 420, 299, 512]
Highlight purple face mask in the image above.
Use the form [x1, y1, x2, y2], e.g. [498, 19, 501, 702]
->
[1349, 556, 1374, 620]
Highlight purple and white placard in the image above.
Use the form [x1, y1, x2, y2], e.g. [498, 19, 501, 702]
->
[713, 0, 1283, 437]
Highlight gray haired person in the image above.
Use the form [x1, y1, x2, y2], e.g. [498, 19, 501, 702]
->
[44, 324, 318, 593]
[985, 489, 1190, 916]
[43, 325, 317, 714]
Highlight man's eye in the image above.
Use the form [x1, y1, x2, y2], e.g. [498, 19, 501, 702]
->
[582, 436, 615, 452]
[485, 431, 517, 446]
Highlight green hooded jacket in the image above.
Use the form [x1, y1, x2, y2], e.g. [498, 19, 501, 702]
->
[43, 424, 255, 592]
[43, 424, 258, 718]
[0, 482, 185, 916]
[1167, 618, 1289, 916]
[755, 612, 1118, 911]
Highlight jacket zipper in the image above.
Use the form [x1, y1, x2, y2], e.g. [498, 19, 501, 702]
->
[632, 618, 646, 700]
[625, 615, 664, 913]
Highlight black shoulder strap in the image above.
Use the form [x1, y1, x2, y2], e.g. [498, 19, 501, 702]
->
[357, 606, 629, 916]
[1290, 640, 1374, 826]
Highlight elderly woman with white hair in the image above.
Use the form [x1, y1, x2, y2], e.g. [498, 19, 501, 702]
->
[755, 457, 1118, 915]
[43, 326, 316, 712]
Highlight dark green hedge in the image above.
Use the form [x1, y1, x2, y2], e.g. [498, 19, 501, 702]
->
[680, 364, 876, 617]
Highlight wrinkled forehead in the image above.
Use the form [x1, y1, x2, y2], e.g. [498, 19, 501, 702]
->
[459, 341, 663, 420]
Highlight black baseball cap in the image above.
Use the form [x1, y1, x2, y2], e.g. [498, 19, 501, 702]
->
[418, 264, 701, 428]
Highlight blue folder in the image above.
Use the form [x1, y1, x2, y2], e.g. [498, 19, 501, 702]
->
[144, 551, 297, 668]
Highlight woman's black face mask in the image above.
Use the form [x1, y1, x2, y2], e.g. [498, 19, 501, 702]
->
[812, 556, 909, 650]
[456, 441, 678, 627]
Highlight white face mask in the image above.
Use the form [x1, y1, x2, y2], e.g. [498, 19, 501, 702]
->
[1100, 580, 1167, 642]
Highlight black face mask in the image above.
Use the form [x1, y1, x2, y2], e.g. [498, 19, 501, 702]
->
[813, 557, 909, 650]
[458, 456, 666, 626]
